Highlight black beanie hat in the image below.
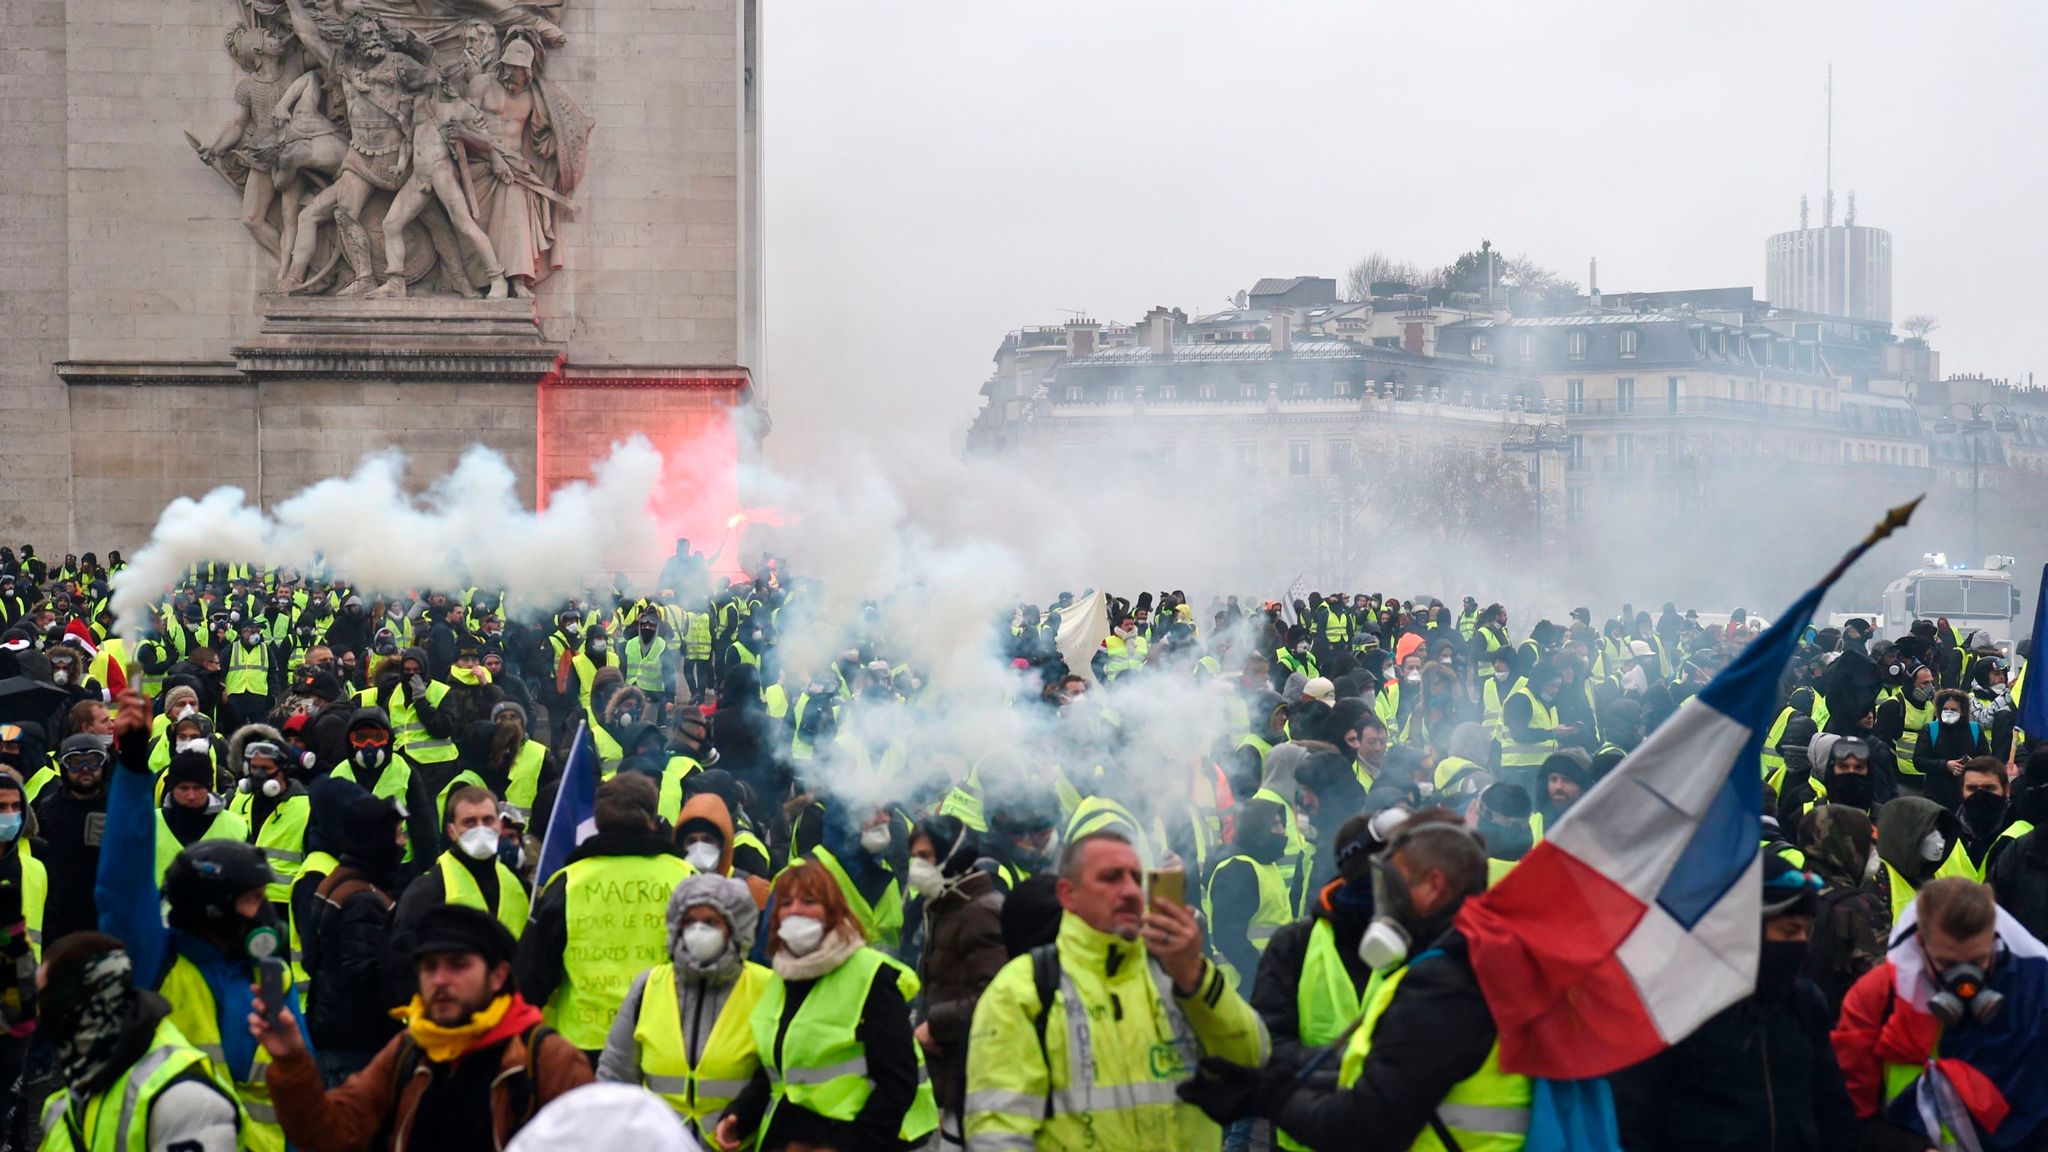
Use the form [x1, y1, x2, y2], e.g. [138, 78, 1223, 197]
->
[164, 751, 215, 791]
[411, 904, 517, 967]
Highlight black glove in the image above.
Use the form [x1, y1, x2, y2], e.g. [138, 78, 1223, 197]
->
[1176, 1056, 1277, 1126]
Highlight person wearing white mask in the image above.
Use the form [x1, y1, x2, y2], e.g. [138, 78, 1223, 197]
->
[789, 801, 907, 953]
[712, 862, 937, 1152]
[674, 788, 771, 907]
[598, 874, 768, 1145]
[1912, 686, 1993, 812]
[905, 815, 1004, 1146]
[391, 786, 531, 985]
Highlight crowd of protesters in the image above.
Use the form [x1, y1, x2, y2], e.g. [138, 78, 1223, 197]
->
[0, 536, 2040, 1151]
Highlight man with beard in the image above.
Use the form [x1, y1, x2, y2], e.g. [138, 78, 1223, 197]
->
[257, 905, 591, 1147]
[32, 933, 241, 1152]
[1534, 749, 1593, 836]
[475, 701, 553, 816]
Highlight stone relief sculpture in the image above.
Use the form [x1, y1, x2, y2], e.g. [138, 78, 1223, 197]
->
[191, 0, 591, 298]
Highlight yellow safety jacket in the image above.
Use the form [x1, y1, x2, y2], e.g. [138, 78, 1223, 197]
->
[228, 791, 310, 906]
[624, 635, 669, 695]
[1339, 960, 1530, 1151]
[636, 960, 771, 1137]
[964, 913, 1271, 1152]
[36, 1018, 217, 1152]
[750, 947, 938, 1144]
[1201, 854, 1292, 990]
[1249, 787, 1311, 915]
[152, 809, 249, 885]
[657, 755, 703, 825]
[809, 846, 904, 954]
[1277, 919, 1366, 1152]
[1498, 685, 1559, 769]
[1103, 634, 1149, 680]
[224, 639, 270, 699]
[438, 850, 531, 938]
[356, 681, 456, 765]
[542, 852, 696, 1050]
[161, 953, 289, 1152]
[1889, 690, 1935, 769]
[505, 739, 549, 812]
[9, 841, 45, 961]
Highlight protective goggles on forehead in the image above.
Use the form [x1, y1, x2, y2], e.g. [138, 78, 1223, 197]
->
[348, 729, 391, 749]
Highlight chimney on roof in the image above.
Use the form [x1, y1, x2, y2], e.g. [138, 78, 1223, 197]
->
[1589, 257, 1601, 311]
[1065, 317, 1099, 360]
[1142, 306, 1176, 357]
[1271, 311, 1293, 357]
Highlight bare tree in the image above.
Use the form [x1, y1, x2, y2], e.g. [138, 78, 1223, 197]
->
[1343, 250, 1437, 301]
[1900, 314, 1940, 343]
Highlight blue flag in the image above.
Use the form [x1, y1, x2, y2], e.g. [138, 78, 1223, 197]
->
[533, 720, 598, 895]
[2021, 564, 2048, 747]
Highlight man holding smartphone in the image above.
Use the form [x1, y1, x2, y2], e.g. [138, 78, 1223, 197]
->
[964, 829, 1271, 1151]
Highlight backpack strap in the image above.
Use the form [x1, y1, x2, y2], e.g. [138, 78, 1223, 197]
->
[1028, 943, 1060, 1120]
[504, 1022, 558, 1131]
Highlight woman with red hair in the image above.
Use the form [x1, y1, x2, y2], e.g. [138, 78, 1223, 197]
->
[713, 863, 937, 1151]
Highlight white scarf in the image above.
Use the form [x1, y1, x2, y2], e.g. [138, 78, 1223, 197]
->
[770, 923, 866, 983]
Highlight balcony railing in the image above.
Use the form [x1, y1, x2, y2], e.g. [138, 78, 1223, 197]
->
[1570, 396, 1846, 427]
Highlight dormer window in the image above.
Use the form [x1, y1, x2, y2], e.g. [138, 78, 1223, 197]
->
[1568, 331, 1588, 360]
[1618, 329, 1639, 358]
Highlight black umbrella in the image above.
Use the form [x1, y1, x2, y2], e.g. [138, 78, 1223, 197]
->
[0, 677, 69, 725]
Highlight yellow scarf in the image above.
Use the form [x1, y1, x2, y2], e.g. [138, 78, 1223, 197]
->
[451, 665, 493, 687]
[401, 993, 513, 1063]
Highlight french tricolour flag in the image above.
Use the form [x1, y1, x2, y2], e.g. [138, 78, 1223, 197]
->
[533, 720, 600, 895]
[1458, 499, 1919, 1079]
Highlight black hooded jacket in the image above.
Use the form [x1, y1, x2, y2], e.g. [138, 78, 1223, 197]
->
[1611, 980, 1858, 1152]
[1251, 888, 1373, 1075]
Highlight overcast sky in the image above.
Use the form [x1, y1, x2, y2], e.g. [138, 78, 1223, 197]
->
[760, 1, 2048, 469]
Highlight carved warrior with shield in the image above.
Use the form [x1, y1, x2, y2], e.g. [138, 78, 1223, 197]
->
[192, 0, 591, 299]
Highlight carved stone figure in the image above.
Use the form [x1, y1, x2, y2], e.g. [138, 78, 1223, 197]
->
[371, 80, 507, 299]
[191, 0, 592, 299]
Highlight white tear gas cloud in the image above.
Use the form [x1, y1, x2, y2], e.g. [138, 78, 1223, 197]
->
[109, 437, 665, 645]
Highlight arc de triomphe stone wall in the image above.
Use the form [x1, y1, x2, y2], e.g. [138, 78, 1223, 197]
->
[0, 0, 762, 554]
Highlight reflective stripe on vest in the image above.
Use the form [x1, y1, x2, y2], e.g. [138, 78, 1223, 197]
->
[506, 740, 548, 812]
[438, 850, 531, 938]
[1200, 854, 1292, 991]
[810, 846, 905, 954]
[1339, 960, 1530, 1151]
[1500, 686, 1559, 768]
[36, 1019, 213, 1152]
[625, 636, 668, 693]
[161, 954, 288, 1152]
[635, 960, 770, 1133]
[252, 795, 311, 905]
[750, 947, 938, 1143]
[544, 853, 695, 1050]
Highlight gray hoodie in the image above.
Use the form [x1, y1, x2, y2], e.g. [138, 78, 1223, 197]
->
[596, 874, 760, 1085]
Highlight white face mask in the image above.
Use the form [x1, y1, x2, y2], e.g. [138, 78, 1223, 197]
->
[778, 914, 825, 956]
[1920, 831, 1947, 862]
[457, 825, 499, 862]
[860, 825, 892, 854]
[906, 857, 944, 899]
[1862, 849, 1883, 883]
[174, 704, 197, 721]
[681, 922, 728, 964]
[176, 738, 207, 754]
[1940, 709, 1963, 725]
[685, 842, 722, 873]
